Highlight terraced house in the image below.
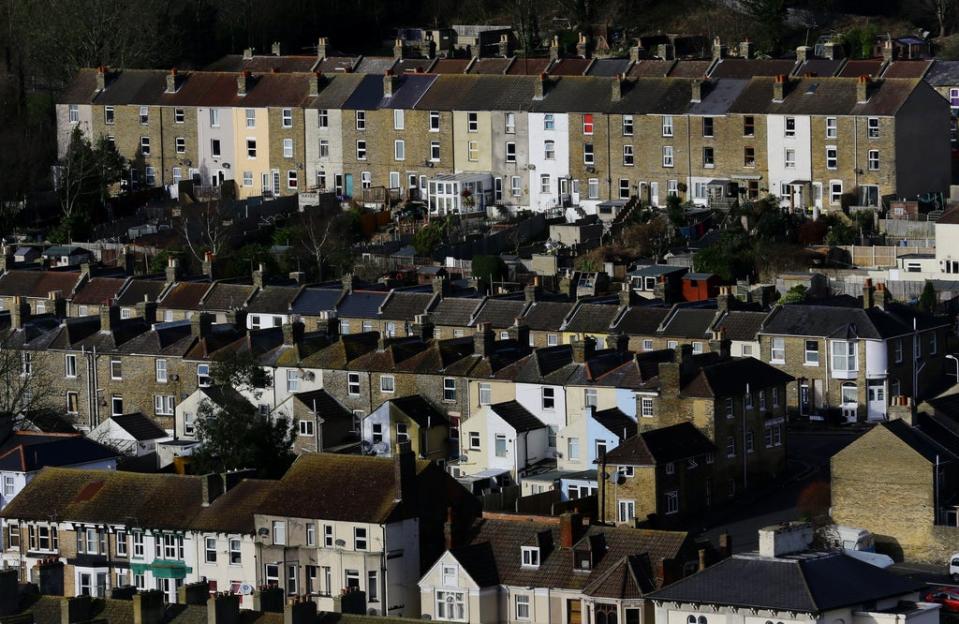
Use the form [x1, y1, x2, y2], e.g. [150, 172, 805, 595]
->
[56, 58, 950, 212]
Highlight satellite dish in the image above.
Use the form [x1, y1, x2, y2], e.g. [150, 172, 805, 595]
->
[335, 538, 346, 547]
[459, 454, 468, 463]
[239, 583, 254, 595]
[372, 441, 389, 455]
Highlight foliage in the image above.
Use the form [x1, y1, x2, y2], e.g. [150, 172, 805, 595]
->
[797, 481, 831, 523]
[621, 215, 672, 260]
[191, 351, 292, 478]
[780, 284, 808, 304]
[798, 220, 828, 246]
[918, 280, 937, 313]
[842, 23, 878, 59]
[148, 249, 178, 275]
[472, 255, 508, 284]
[53, 128, 125, 242]
[665, 195, 686, 228]
[739, 0, 787, 54]
[824, 218, 857, 246]
[412, 218, 448, 257]
[0, 347, 54, 421]
[693, 231, 755, 282]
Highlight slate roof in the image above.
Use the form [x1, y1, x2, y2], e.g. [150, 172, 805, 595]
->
[924, 59, 959, 86]
[472, 298, 528, 328]
[490, 400, 545, 432]
[469, 58, 513, 74]
[114, 279, 166, 307]
[612, 307, 671, 336]
[549, 58, 591, 76]
[588, 58, 633, 77]
[506, 57, 551, 75]
[338, 290, 389, 319]
[659, 309, 716, 339]
[837, 59, 884, 78]
[760, 303, 946, 339]
[306, 74, 366, 109]
[71, 277, 128, 306]
[592, 407, 637, 440]
[430, 297, 483, 327]
[291, 287, 343, 315]
[353, 57, 397, 75]
[713, 310, 767, 341]
[682, 356, 794, 398]
[245, 286, 301, 314]
[382, 74, 438, 109]
[522, 301, 575, 331]
[450, 517, 692, 593]
[794, 58, 844, 77]
[0, 434, 118, 472]
[292, 389, 353, 422]
[190, 478, 275, 534]
[563, 303, 621, 333]
[882, 59, 932, 79]
[432, 58, 471, 74]
[668, 60, 713, 78]
[628, 59, 675, 78]
[415, 75, 538, 111]
[0, 270, 81, 298]
[109, 413, 168, 441]
[648, 551, 924, 612]
[390, 395, 449, 427]
[204, 54, 318, 73]
[688, 79, 749, 115]
[200, 282, 257, 311]
[604, 422, 715, 466]
[379, 291, 434, 321]
[728, 76, 922, 116]
[583, 555, 656, 598]
[879, 418, 959, 463]
[709, 58, 797, 79]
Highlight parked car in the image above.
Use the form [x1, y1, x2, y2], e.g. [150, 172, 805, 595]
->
[948, 552, 959, 582]
[923, 588, 959, 613]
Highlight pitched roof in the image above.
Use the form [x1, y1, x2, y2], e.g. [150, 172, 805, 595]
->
[472, 298, 528, 328]
[389, 395, 449, 427]
[71, 277, 128, 306]
[430, 297, 483, 327]
[659, 308, 716, 339]
[882, 59, 932, 79]
[924, 59, 959, 86]
[114, 279, 166, 307]
[682, 356, 794, 398]
[469, 58, 513, 74]
[245, 285, 300, 314]
[379, 291, 434, 321]
[450, 517, 692, 593]
[159, 282, 212, 311]
[200, 282, 257, 311]
[648, 551, 924, 612]
[490, 401, 545, 432]
[879, 418, 959, 463]
[0, 270, 81, 298]
[728, 76, 922, 116]
[592, 407, 637, 440]
[338, 290, 390, 319]
[713, 310, 767, 341]
[108, 413, 168, 441]
[760, 302, 946, 339]
[604, 422, 715, 466]
[563, 303, 620, 333]
[0, 434, 118, 472]
[415, 75, 539, 111]
[522, 301, 575, 331]
[612, 307, 671, 336]
[709, 58, 797, 79]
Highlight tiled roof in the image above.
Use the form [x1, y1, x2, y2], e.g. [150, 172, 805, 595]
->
[469, 58, 513, 74]
[648, 551, 924, 612]
[728, 76, 923, 116]
[604, 422, 715, 466]
[549, 58, 591, 76]
[291, 287, 342, 315]
[307, 73, 366, 109]
[794, 58, 844, 77]
[583, 555, 656, 598]
[415, 74, 539, 111]
[587, 58, 633, 77]
[108, 413, 168, 441]
[490, 400, 545, 432]
[71, 277, 128, 305]
[563, 303, 620, 333]
[883, 59, 933, 78]
[204, 54, 318, 73]
[338, 290, 389, 319]
[659, 309, 716, 339]
[668, 60, 712, 78]
[0, 270, 81, 298]
[628, 59, 674, 78]
[159, 282, 212, 311]
[924, 59, 959, 86]
[451, 517, 693, 592]
[245, 285, 301, 314]
[837, 58, 884, 77]
[709, 58, 797, 79]
[432, 58, 471, 74]
[353, 56, 397, 74]
[506, 57, 551, 75]
[521, 301, 575, 331]
[760, 302, 946, 339]
[612, 307, 671, 336]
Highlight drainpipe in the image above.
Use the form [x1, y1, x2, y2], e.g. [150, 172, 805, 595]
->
[742, 383, 749, 491]
[381, 525, 389, 616]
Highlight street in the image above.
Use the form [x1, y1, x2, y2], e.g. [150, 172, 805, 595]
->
[699, 429, 862, 553]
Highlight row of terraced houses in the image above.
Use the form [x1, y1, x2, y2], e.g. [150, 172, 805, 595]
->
[56, 43, 951, 215]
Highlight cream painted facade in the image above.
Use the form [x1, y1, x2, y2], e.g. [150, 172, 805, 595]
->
[232, 106, 271, 199]
[454, 111, 494, 173]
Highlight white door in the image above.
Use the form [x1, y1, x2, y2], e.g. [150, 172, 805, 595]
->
[617, 499, 635, 523]
[841, 383, 858, 423]
[867, 381, 886, 420]
[650, 182, 660, 207]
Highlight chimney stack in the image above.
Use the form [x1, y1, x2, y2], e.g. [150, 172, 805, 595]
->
[691, 78, 703, 103]
[875, 282, 891, 310]
[882, 38, 894, 63]
[207, 594, 240, 624]
[317, 37, 329, 60]
[534, 72, 548, 99]
[758, 522, 814, 558]
[619, 282, 633, 307]
[822, 41, 843, 60]
[166, 68, 178, 94]
[165, 257, 179, 285]
[525, 277, 541, 303]
[508, 318, 530, 347]
[772, 74, 786, 102]
[237, 71, 250, 96]
[559, 512, 582, 547]
[393, 38, 404, 61]
[100, 304, 121, 333]
[271, 41, 281, 56]
[474, 322, 495, 357]
[498, 33, 510, 57]
[610, 74, 623, 102]
[796, 46, 812, 63]
[242, 47, 253, 60]
[252, 263, 266, 289]
[657, 43, 674, 60]
[384, 70, 399, 97]
[571, 336, 596, 363]
[309, 72, 322, 97]
[96, 66, 107, 91]
[576, 32, 589, 58]
[712, 36, 726, 61]
[282, 321, 304, 345]
[740, 39, 752, 59]
[11, 296, 29, 330]
[857, 75, 870, 103]
[412, 313, 434, 341]
[629, 41, 642, 63]
[549, 36, 560, 61]
[0, 245, 13, 272]
[394, 440, 416, 502]
[136, 295, 157, 325]
[191, 312, 214, 338]
[202, 251, 215, 280]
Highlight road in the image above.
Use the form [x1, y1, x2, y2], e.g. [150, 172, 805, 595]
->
[699, 429, 862, 553]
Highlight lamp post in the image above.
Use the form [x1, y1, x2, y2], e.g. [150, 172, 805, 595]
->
[946, 354, 959, 382]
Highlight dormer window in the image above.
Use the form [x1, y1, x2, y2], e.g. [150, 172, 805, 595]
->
[521, 546, 540, 567]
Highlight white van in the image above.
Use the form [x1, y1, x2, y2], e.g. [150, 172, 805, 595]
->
[948, 553, 959, 581]
[819, 525, 876, 552]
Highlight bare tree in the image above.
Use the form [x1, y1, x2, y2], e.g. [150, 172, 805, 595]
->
[180, 201, 232, 265]
[0, 347, 53, 422]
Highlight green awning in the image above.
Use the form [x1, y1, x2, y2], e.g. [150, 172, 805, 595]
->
[130, 560, 192, 579]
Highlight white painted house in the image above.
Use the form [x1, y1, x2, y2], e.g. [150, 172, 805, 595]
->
[88, 413, 170, 457]
[528, 112, 571, 212]
[195, 106, 234, 188]
[766, 114, 815, 213]
[458, 401, 549, 480]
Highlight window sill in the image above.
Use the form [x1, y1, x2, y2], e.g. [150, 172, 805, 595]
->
[769, 359, 785, 365]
